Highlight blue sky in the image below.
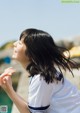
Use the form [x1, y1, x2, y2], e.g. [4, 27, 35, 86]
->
[0, 0, 80, 46]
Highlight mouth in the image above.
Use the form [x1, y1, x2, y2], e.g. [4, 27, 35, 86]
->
[14, 50, 17, 53]
[13, 48, 17, 54]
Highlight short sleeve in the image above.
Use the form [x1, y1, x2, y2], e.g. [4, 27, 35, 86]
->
[28, 74, 53, 113]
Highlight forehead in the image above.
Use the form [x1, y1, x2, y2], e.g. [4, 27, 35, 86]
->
[20, 37, 25, 43]
[20, 31, 27, 40]
[20, 37, 27, 48]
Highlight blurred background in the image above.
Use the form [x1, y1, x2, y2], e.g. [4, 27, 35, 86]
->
[0, 0, 80, 113]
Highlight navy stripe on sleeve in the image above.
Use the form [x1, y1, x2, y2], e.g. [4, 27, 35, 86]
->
[28, 105, 50, 110]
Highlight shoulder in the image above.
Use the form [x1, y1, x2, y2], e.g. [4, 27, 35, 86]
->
[30, 74, 53, 86]
[29, 74, 55, 92]
[29, 74, 63, 93]
[29, 74, 49, 89]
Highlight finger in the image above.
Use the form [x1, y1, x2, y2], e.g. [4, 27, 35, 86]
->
[4, 67, 16, 74]
[0, 78, 1, 86]
[2, 77, 7, 84]
[5, 67, 16, 72]
[0, 73, 11, 81]
[8, 72, 12, 76]
[1, 68, 16, 79]
[4, 67, 13, 71]
[0, 73, 7, 79]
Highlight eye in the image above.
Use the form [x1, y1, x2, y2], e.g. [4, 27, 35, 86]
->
[18, 41, 22, 44]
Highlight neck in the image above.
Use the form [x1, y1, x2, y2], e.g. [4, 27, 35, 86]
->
[20, 61, 30, 70]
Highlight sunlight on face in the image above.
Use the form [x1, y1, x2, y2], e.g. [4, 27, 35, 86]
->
[12, 38, 30, 65]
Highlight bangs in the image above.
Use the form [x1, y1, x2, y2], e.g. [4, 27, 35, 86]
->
[19, 31, 27, 40]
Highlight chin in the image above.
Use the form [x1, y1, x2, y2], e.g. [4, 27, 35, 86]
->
[12, 55, 21, 63]
[12, 54, 18, 60]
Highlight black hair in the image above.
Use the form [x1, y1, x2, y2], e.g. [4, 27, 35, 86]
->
[20, 28, 77, 83]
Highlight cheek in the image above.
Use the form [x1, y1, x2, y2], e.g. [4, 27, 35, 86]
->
[12, 48, 24, 60]
[18, 49, 26, 59]
[17, 48, 29, 62]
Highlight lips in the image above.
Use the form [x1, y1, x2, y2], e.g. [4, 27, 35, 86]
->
[13, 48, 17, 53]
[14, 50, 17, 53]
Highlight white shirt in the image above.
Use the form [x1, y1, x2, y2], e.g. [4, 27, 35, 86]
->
[28, 74, 80, 113]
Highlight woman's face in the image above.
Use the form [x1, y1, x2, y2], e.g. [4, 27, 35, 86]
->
[12, 38, 30, 65]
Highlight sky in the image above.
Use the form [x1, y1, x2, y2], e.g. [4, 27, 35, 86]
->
[0, 0, 80, 46]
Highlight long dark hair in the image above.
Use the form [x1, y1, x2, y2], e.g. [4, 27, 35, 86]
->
[20, 28, 77, 83]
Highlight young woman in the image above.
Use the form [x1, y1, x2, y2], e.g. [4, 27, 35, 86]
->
[0, 28, 80, 113]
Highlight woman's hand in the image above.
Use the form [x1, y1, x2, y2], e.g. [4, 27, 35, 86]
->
[0, 67, 30, 113]
[0, 67, 16, 93]
[0, 76, 12, 93]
